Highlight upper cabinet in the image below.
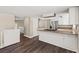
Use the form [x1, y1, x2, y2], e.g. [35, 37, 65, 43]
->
[69, 7, 79, 25]
[57, 13, 70, 25]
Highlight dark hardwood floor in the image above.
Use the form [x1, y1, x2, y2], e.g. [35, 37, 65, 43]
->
[0, 34, 75, 53]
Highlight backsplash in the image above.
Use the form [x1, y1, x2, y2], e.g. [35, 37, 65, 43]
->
[58, 25, 72, 29]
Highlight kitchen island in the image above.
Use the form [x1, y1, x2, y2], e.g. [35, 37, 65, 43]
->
[38, 29, 78, 52]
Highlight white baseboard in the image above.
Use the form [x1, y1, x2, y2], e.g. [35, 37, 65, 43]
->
[24, 34, 39, 38]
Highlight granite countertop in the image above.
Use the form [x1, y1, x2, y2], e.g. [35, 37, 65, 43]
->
[38, 29, 78, 35]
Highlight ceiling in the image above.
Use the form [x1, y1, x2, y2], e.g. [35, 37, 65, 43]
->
[0, 6, 72, 17]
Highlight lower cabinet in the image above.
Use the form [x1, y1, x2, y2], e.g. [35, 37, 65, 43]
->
[39, 31, 64, 48]
[63, 35, 78, 52]
[39, 31, 78, 52]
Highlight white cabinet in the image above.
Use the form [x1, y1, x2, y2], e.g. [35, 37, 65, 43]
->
[78, 32, 79, 52]
[39, 31, 78, 52]
[62, 14, 69, 25]
[50, 36, 63, 47]
[63, 35, 77, 52]
[69, 7, 79, 25]
[57, 13, 69, 25]
[47, 33, 63, 47]
[39, 31, 63, 48]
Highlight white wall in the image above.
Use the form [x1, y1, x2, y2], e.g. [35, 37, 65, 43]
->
[38, 19, 50, 29]
[0, 14, 15, 29]
[24, 17, 38, 38]
[24, 17, 30, 37]
[15, 20, 24, 33]
[15, 20, 24, 28]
